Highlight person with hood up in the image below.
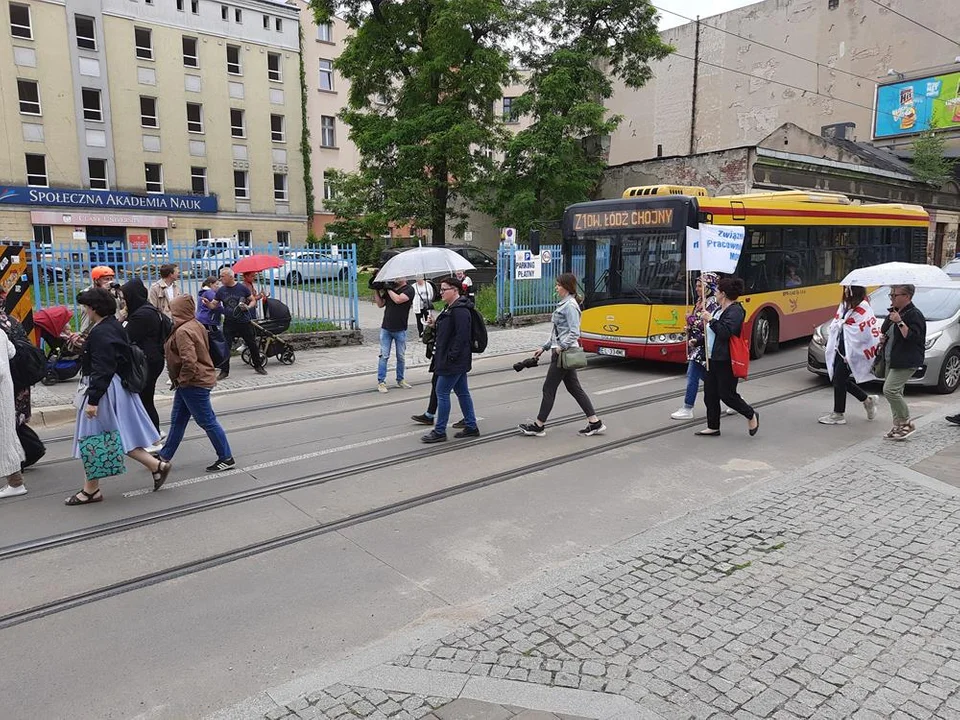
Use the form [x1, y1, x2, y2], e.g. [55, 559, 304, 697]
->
[155, 295, 235, 473]
[122, 278, 166, 449]
[819, 285, 880, 425]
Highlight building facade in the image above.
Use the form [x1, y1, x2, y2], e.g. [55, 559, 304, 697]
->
[0, 0, 307, 253]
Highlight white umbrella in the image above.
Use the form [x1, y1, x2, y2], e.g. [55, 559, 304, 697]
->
[374, 246, 475, 282]
[840, 262, 955, 288]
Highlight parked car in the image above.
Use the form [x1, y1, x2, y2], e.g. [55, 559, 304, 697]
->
[188, 238, 253, 278]
[943, 257, 960, 278]
[808, 284, 960, 393]
[377, 245, 498, 286]
[282, 250, 351, 284]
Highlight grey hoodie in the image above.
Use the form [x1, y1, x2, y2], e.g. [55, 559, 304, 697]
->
[543, 295, 582, 351]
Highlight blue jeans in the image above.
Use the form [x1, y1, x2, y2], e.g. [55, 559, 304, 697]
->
[684, 360, 706, 408]
[435, 373, 477, 435]
[159, 387, 232, 461]
[378, 329, 407, 384]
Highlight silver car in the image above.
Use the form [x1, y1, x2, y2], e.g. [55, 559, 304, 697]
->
[808, 285, 960, 393]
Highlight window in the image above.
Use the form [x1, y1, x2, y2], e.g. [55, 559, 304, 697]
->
[191, 0, 199, 14]
[75, 15, 96, 50]
[82, 88, 103, 122]
[828, 0, 839, 8]
[274, 173, 287, 202]
[320, 115, 336, 147]
[196, 229, 211, 241]
[318, 59, 334, 91]
[234, 170, 248, 200]
[182, 36, 199, 67]
[176, 0, 184, 11]
[144, 163, 163, 193]
[275, 17, 282, 31]
[25, 154, 47, 187]
[135, 27, 153, 60]
[190, 166, 206, 194]
[322, 171, 334, 202]
[9, 4, 31, 39]
[235, 8, 241, 22]
[267, 52, 282, 82]
[140, 96, 158, 127]
[262, 14, 269, 29]
[270, 114, 285, 142]
[221, 5, 228, 20]
[186, 102, 203, 133]
[150, 228, 166, 247]
[88, 158, 108, 190]
[277, 231, 290, 249]
[34, 226, 52, 246]
[230, 108, 245, 137]
[226, 44, 241, 74]
[317, 22, 332, 42]
[17, 79, 40, 115]
[237, 230, 251, 247]
[502, 97, 518, 123]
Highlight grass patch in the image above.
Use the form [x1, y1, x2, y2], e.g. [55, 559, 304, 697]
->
[475, 284, 497, 325]
[287, 319, 343, 333]
[294, 271, 374, 301]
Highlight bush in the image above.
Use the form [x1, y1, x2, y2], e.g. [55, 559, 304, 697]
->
[357, 237, 386, 267]
[475, 284, 497, 325]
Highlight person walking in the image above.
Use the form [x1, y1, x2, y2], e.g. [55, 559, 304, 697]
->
[214, 268, 266, 378]
[66, 288, 168, 505]
[880, 284, 926, 440]
[411, 300, 466, 429]
[696, 277, 759, 437]
[155, 296, 235, 473]
[411, 276, 436, 337]
[421, 277, 479, 443]
[0, 300, 45, 472]
[197, 275, 223, 328]
[0, 329, 27, 498]
[374, 277, 414, 393]
[148, 263, 183, 318]
[122, 278, 166, 449]
[518, 273, 605, 437]
[819, 285, 879, 425]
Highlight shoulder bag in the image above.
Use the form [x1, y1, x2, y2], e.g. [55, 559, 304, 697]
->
[78, 429, 127, 481]
[559, 347, 588, 370]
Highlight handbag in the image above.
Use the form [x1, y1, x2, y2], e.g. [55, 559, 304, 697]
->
[78, 430, 127, 481]
[206, 325, 229, 368]
[729, 334, 750, 379]
[558, 347, 588, 370]
[872, 325, 894, 379]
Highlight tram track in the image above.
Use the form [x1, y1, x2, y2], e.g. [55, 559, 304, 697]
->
[0, 373, 819, 631]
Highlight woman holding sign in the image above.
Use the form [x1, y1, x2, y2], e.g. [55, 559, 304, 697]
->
[819, 285, 879, 426]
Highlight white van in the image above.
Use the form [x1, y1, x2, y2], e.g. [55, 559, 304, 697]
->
[189, 238, 252, 278]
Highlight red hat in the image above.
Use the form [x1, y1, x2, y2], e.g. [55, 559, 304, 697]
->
[91, 266, 115, 281]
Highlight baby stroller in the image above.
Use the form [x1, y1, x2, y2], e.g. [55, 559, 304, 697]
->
[34, 306, 82, 385]
[241, 298, 296, 367]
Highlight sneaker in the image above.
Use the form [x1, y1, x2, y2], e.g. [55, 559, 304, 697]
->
[159, 429, 167, 441]
[411, 414, 434, 425]
[454, 427, 480, 439]
[145, 441, 165, 454]
[217, 371, 229, 381]
[518, 422, 546, 437]
[578, 420, 606, 436]
[206, 457, 236, 473]
[0, 483, 27, 498]
[377, 382, 389, 394]
[452, 419, 466, 429]
[671, 407, 694, 420]
[725, 408, 738, 416]
[946, 414, 960, 425]
[818, 413, 846, 425]
[864, 395, 878, 421]
[255, 366, 268, 376]
[421, 430, 447, 444]
[397, 380, 412, 389]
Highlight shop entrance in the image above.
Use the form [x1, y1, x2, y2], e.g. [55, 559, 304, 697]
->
[86, 226, 126, 266]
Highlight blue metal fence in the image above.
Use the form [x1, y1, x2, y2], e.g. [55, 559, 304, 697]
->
[33, 241, 360, 331]
[497, 244, 594, 320]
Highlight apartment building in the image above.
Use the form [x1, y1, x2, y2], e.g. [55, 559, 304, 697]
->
[0, 0, 307, 253]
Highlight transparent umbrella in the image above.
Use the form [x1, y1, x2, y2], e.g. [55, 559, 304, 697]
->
[374, 247, 475, 282]
[840, 262, 955, 288]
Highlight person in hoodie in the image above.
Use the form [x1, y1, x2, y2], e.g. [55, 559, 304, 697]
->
[155, 295, 235, 473]
[122, 278, 166, 449]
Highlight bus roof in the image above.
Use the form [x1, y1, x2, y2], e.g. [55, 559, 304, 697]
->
[700, 191, 928, 226]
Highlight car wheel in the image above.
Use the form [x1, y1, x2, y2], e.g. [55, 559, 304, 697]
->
[936, 348, 960, 394]
[750, 310, 775, 360]
[287, 271, 303, 285]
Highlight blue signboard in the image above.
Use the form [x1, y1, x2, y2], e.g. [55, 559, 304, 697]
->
[0, 185, 218, 213]
[874, 71, 960, 139]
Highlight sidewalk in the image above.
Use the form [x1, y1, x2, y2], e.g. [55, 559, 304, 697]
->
[209, 411, 960, 720]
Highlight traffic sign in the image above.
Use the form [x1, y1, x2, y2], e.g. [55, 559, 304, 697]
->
[502, 227, 516, 244]
[541, 250, 552, 264]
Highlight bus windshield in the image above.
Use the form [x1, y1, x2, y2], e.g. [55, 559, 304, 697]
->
[574, 230, 685, 305]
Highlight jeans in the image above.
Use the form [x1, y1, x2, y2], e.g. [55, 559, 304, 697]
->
[683, 360, 706, 408]
[704, 360, 755, 430]
[378, 329, 407, 383]
[435, 372, 476, 435]
[537, 353, 596, 423]
[883, 367, 915, 423]
[832, 355, 868, 414]
[223, 321, 262, 373]
[158, 386, 232, 461]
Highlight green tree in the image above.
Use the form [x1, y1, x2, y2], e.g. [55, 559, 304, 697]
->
[912, 125, 957, 187]
[321, 169, 391, 264]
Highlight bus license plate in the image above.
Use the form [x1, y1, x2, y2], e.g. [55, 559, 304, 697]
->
[597, 347, 626, 357]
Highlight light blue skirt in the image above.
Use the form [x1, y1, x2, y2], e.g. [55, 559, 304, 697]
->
[72, 375, 160, 459]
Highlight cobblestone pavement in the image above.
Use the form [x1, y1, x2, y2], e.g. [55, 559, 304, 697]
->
[245, 417, 960, 720]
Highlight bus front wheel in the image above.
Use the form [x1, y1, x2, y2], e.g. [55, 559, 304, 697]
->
[750, 311, 775, 360]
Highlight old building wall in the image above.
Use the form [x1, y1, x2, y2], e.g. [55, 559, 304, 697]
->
[601, 148, 753, 200]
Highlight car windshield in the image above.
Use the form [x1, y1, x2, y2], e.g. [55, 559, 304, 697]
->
[869, 285, 960, 322]
[942, 259, 960, 277]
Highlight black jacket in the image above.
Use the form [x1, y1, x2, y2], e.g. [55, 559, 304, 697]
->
[122, 278, 165, 367]
[881, 302, 926, 369]
[707, 302, 746, 362]
[433, 296, 473, 375]
[81, 315, 130, 406]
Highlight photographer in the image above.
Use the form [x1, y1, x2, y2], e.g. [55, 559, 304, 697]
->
[373, 276, 414, 393]
[78, 266, 126, 335]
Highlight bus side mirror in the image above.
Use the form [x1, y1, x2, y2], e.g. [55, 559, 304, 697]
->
[529, 229, 541, 255]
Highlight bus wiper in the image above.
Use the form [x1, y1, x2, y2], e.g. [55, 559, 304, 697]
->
[630, 286, 653, 303]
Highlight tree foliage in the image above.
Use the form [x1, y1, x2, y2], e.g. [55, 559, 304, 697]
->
[912, 126, 956, 187]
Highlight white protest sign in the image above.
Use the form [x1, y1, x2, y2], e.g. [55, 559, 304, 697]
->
[514, 250, 542, 279]
[694, 225, 745, 274]
[685, 227, 701, 271]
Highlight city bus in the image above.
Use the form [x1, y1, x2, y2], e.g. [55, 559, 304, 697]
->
[561, 187, 929, 362]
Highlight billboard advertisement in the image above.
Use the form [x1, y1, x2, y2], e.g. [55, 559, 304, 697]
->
[874, 71, 960, 139]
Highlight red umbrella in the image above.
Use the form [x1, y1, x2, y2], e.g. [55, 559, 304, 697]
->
[232, 255, 285, 273]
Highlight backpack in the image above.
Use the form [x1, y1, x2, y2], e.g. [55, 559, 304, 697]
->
[9, 336, 47, 388]
[119, 343, 149, 393]
[155, 306, 173, 342]
[467, 306, 488, 353]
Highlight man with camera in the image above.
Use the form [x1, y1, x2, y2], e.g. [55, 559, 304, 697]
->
[78, 266, 126, 335]
[374, 277, 415, 393]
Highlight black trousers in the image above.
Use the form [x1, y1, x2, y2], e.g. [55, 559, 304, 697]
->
[832, 354, 868, 413]
[427, 372, 439, 415]
[704, 360, 755, 430]
[537, 354, 596, 423]
[223, 321, 263, 372]
[139, 358, 165, 433]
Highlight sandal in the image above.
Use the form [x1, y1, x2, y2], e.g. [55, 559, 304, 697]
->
[152, 459, 172, 492]
[65, 488, 103, 506]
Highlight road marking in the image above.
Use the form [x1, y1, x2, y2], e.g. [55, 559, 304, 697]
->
[594, 376, 675, 396]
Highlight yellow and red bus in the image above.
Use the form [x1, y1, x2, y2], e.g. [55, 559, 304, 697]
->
[562, 187, 929, 362]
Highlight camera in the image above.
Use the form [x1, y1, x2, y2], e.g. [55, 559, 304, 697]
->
[110, 282, 121, 290]
[513, 356, 540, 372]
[368, 277, 398, 292]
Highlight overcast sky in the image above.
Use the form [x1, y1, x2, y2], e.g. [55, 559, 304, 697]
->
[655, 0, 762, 29]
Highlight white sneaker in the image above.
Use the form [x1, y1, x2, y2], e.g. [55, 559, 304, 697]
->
[397, 380, 412, 389]
[377, 382, 389, 394]
[725, 408, 738, 416]
[864, 395, 878, 421]
[159, 429, 167, 441]
[0, 484, 27, 498]
[671, 407, 694, 420]
[145, 441, 165, 454]
[818, 412, 846, 425]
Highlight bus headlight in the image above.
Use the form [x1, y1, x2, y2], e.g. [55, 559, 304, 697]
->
[648, 333, 685, 344]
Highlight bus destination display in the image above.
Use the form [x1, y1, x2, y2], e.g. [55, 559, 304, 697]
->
[573, 207, 675, 231]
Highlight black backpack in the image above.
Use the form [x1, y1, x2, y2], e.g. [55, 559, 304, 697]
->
[119, 343, 149, 393]
[155, 306, 173, 342]
[467, 306, 488, 353]
[9, 336, 46, 388]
